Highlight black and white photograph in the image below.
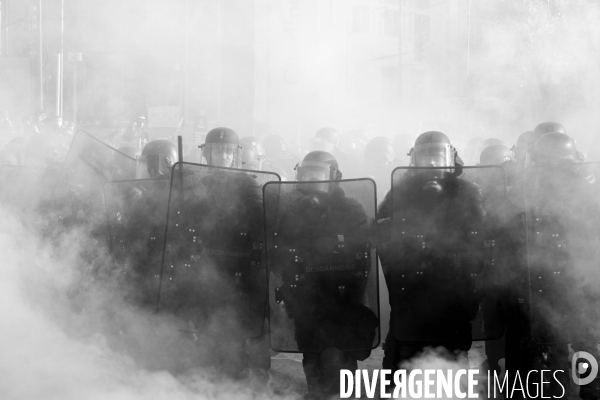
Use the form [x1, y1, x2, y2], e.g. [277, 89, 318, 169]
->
[1, 0, 599, 399]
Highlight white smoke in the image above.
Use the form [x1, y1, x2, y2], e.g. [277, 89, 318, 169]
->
[0, 207, 278, 400]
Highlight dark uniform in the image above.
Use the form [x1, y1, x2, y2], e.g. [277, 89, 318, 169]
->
[159, 127, 270, 378]
[502, 131, 594, 400]
[377, 131, 491, 372]
[379, 171, 485, 369]
[275, 184, 377, 397]
[266, 150, 378, 398]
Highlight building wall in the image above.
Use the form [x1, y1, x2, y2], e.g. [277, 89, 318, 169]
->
[255, 0, 475, 149]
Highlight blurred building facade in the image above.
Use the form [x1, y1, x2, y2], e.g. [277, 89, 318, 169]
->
[0, 0, 479, 144]
[254, 0, 474, 148]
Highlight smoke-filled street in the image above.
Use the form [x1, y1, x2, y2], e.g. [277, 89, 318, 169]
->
[1, 1, 599, 399]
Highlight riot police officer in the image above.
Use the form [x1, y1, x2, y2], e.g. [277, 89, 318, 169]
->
[362, 136, 396, 201]
[262, 134, 298, 178]
[272, 150, 378, 398]
[533, 121, 566, 136]
[159, 127, 267, 378]
[378, 131, 486, 371]
[502, 128, 553, 186]
[311, 127, 340, 153]
[479, 144, 512, 166]
[138, 139, 178, 179]
[333, 130, 368, 180]
[240, 136, 264, 171]
[504, 131, 594, 399]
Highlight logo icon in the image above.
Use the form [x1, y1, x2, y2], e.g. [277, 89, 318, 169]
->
[220, 131, 225, 140]
[572, 351, 599, 385]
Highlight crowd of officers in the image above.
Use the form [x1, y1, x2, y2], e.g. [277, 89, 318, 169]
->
[1, 119, 598, 400]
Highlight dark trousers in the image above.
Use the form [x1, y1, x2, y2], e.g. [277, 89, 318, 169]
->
[302, 349, 359, 399]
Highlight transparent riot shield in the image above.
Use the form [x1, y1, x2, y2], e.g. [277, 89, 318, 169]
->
[51, 131, 137, 232]
[0, 166, 59, 212]
[104, 178, 170, 307]
[264, 179, 380, 353]
[158, 162, 280, 340]
[388, 166, 508, 342]
[525, 162, 600, 345]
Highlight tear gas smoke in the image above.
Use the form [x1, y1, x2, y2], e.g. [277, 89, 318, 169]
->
[0, 206, 272, 400]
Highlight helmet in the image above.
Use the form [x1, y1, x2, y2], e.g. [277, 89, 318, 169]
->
[527, 132, 578, 167]
[262, 135, 286, 159]
[410, 131, 456, 169]
[511, 130, 540, 164]
[312, 127, 340, 152]
[295, 150, 342, 193]
[240, 136, 266, 170]
[364, 136, 395, 168]
[338, 131, 368, 158]
[139, 139, 178, 178]
[200, 127, 242, 168]
[533, 122, 566, 136]
[408, 131, 458, 194]
[479, 144, 512, 165]
[482, 138, 508, 148]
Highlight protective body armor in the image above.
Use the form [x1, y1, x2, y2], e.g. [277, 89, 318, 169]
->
[383, 166, 508, 342]
[264, 179, 380, 353]
[524, 162, 600, 344]
[104, 178, 171, 307]
[158, 162, 280, 340]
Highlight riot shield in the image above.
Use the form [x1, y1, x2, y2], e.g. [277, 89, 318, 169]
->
[104, 178, 170, 307]
[525, 162, 600, 344]
[264, 179, 380, 353]
[51, 131, 137, 232]
[0, 166, 59, 212]
[158, 162, 280, 340]
[388, 166, 508, 342]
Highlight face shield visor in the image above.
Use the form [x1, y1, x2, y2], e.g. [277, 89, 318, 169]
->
[136, 154, 175, 179]
[201, 143, 242, 168]
[526, 151, 578, 169]
[295, 161, 336, 193]
[310, 137, 336, 153]
[409, 142, 454, 179]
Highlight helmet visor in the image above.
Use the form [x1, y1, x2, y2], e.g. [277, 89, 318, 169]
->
[295, 161, 334, 193]
[411, 143, 453, 167]
[136, 154, 174, 179]
[202, 143, 241, 168]
[526, 152, 576, 168]
[410, 143, 454, 178]
[295, 161, 333, 181]
[311, 137, 336, 153]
